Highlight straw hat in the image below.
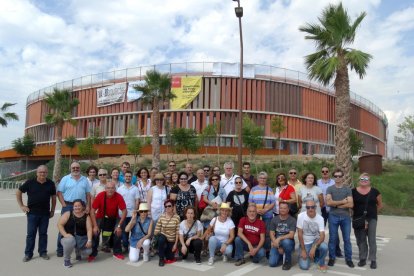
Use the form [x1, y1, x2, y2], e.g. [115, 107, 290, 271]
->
[218, 202, 232, 210]
[138, 203, 149, 211]
[154, 173, 165, 180]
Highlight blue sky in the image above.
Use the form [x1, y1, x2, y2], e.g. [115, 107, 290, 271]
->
[0, 0, 413, 158]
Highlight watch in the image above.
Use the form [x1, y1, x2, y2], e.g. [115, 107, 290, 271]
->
[117, 225, 121, 228]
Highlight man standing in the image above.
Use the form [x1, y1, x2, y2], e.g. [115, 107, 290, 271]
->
[89, 182, 127, 261]
[234, 204, 266, 266]
[167, 161, 177, 174]
[297, 198, 328, 272]
[203, 165, 211, 180]
[269, 202, 296, 270]
[56, 161, 91, 257]
[220, 161, 247, 197]
[119, 162, 137, 185]
[326, 168, 354, 268]
[185, 163, 197, 183]
[117, 170, 139, 253]
[17, 165, 56, 262]
[191, 169, 209, 204]
[288, 168, 302, 191]
[241, 162, 258, 189]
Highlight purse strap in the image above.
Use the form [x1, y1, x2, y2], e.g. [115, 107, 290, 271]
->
[362, 190, 371, 215]
[184, 220, 197, 239]
[235, 192, 246, 217]
[262, 186, 269, 209]
[137, 219, 147, 236]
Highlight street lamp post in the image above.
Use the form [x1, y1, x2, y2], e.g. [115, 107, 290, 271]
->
[233, 0, 244, 175]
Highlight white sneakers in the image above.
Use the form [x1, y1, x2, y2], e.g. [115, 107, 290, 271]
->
[143, 254, 149, 262]
[208, 257, 214, 265]
[223, 255, 228, 262]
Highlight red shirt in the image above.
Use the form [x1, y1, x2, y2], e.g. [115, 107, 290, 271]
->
[279, 184, 295, 200]
[238, 217, 265, 246]
[92, 192, 126, 219]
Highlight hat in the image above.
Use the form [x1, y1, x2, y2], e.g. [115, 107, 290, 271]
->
[154, 173, 165, 180]
[138, 203, 149, 211]
[218, 202, 232, 210]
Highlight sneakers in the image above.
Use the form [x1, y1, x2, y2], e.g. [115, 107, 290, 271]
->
[358, 259, 366, 267]
[318, 264, 328, 273]
[159, 259, 165, 267]
[40, 254, 50, 260]
[143, 254, 149, 262]
[282, 262, 292, 270]
[208, 257, 214, 265]
[22, 256, 32, 262]
[57, 251, 63, 257]
[195, 258, 201, 265]
[164, 258, 176, 264]
[63, 259, 73, 268]
[76, 255, 82, 261]
[113, 254, 125, 260]
[222, 255, 228, 262]
[346, 260, 355, 268]
[328, 259, 335, 266]
[101, 246, 111, 253]
[235, 259, 245, 266]
[87, 256, 96, 262]
[370, 261, 377, 269]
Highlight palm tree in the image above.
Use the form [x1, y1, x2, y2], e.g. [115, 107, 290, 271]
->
[0, 102, 19, 127]
[135, 70, 174, 169]
[44, 88, 80, 183]
[299, 2, 372, 186]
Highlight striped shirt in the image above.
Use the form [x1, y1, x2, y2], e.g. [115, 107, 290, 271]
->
[249, 185, 276, 219]
[154, 213, 180, 242]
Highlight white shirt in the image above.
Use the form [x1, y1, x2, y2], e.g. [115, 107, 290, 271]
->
[91, 182, 106, 198]
[179, 220, 203, 238]
[297, 211, 325, 245]
[210, 217, 235, 243]
[191, 179, 208, 201]
[136, 178, 152, 202]
[117, 184, 139, 217]
[317, 178, 335, 212]
[298, 186, 323, 215]
[87, 178, 100, 190]
[220, 174, 247, 196]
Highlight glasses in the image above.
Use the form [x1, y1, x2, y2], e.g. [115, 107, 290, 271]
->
[204, 169, 210, 172]
[165, 205, 173, 208]
[139, 210, 148, 213]
[321, 170, 329, 173]
[289, 172, 296, 175]
[169, 164, 176, 167]
[334, 175, 343, 178]
[235, 181, 242, 184]
[71, 167, 80, 170]
[360, 177, 369, 181]
[213, 169, 220, 172]
[98, 174, 107, 176]
[180, 178, 188, 181]
[306, 206, 316, 210]
[277, 177, 285, 181]
[155, 179, 163, 181]
[38, 171, 47, 174]
[211, 178, 219, 181]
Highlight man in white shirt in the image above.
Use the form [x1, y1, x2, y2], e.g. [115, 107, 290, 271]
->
[220, 161, 247, 196]
[191, 169, 208, 201]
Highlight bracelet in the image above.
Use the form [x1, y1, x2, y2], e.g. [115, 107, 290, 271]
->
[87, 240, 92, 242]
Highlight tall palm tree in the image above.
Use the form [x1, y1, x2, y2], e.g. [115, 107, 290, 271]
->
[44, 88, 79, 183]
[299, 2, 372, 186]
[0, 102, 19, 127]
[135, 70, 174, 169]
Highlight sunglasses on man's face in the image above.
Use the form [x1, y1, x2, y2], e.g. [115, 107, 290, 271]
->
[98, 174, 107, 176]
[322, 170, 329, 173]
[306, 206, 316, 210]
[289, 172, 296, 175]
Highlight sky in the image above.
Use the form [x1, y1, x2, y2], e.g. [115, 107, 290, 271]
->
[0, 0, 413, 158]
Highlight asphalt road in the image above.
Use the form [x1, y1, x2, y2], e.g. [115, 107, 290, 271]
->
[1, 189, 413, 276]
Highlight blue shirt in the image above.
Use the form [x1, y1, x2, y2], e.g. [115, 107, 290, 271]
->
[119, 173, 137, 185]
[130, 217, 152, 247]
[57, 174, 90, 202]
[249, 185, 276, 219]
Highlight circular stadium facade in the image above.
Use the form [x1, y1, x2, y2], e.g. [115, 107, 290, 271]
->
[25, 62, 387, 157]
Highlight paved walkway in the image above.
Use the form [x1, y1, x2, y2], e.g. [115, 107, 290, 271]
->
[1, 189, 413, 276]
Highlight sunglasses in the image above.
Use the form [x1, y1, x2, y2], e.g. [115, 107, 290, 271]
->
[322, 170, 329, 173]
[211, 178, 219, 181]
[360, 177, 369, 181]
[277, 177, 286, 181]
[334, 175, 343, 178]
[306, 206, 316, 210]
[169, 164, 176, 167]
[235, 181, 242, 184]
[139, 210, 148, 213]
[289, 172, 297, 175]
[98, 174, 107, 176]
[180, 178, 188, 181]
[164, 205, 173, 208]
[204, 169, 210, 172]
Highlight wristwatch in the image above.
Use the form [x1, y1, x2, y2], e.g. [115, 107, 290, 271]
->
[117, 225, 121, 228]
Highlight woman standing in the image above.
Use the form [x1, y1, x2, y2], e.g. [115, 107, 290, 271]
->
[170, 172, 197, 221]
[298, 172, 324, 215]
[276, 173, 297, 217]
[136, 167, 152, 203]
[179, 206, 203, 264]
[226, 176, 249, 229]
[110, 168, 123, 189]
[352, 173, 382, 269]
[125, 203, 153, 262]
[207, 203, 235, 265]
[171, 172, 179, 187]
[147, 173, 169, 224]
[154, 199, 180, 267]
[86, 165, 99, 190]
[57, 200, 93, 268]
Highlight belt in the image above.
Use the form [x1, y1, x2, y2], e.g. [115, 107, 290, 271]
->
[64, 201, 74, 205]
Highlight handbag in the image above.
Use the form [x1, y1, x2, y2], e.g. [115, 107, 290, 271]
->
[151, 233, 160, 249]
[200, 205, 217, 222]
[199, 186, 211, 210]
[352, 190, 371, 229]
[203, 217, 217, 240]
[280, 185, 298, 215]
[99, 193, 117, 236]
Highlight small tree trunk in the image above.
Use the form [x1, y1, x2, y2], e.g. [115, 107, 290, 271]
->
[25, 156, 28, 174]
[152, 100, 161, 170]
[278, 138, 282, 169]
[53, 124, 63, 183]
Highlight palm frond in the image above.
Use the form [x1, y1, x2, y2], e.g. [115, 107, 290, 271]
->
[345, 49, 373, 78]
[307, 56, 338, 86]
[3, 112, 19, 121]
[1, 102, 17, 111]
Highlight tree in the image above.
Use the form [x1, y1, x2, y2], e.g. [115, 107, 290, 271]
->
[12, 134, 36, 173]
[78, 138, 98, 162]
[242, 115, 264, 162]
[0, 102, 19, 127]
[349, 129, 363, 158]
[124, 127, 147, 171]
[394, 115, 414, 159]
[164, 118, 174, 161]
[134, 70, 175, 169]
[199, 123, 217, 159]
[171, 127, 200, 162]
[64, 135, 78, 166]
[299, 2, 372, 186]
[44, 88, 80, 183]
[271, 116, 286, 168]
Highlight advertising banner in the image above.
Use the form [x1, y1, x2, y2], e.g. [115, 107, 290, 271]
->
[127, 80, 146, 102]
[97, 83, 127, 107]
[170, 76, 202, 110]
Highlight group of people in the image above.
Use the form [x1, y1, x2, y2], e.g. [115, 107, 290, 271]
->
[17, 160, 382, 272]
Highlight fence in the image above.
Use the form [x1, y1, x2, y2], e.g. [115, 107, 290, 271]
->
[0, 181, 22, 189]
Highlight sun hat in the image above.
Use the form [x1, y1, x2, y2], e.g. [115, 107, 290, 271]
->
[138, 203, 149, 211]
[218, 202, 232, 210]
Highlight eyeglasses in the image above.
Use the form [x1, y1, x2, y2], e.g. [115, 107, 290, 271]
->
[155, 179, 163, 181]
[235, 181, 242, 184]
[204, 169, 210, 172]
[169, 164, 176, 167]
[71, 167, 80, 170]
[360, 177, 369, 181]
[211, 178, 219, 181]
[38, 171, 47, 174]
[277, 177, 285, 181]
[179, 178, 188, 181]
[321, 170, 329, 173]
[165, 205, 173, 208]
[98, 174, 107, 176]
[139, 210, 148, 213]
[334, 175, 343, 178]
[306, 206, 316, 210]
[213, 169, 220, 172]
[289, 172, 296, 175]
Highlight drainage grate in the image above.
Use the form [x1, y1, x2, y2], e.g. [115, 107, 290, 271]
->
[406, 235, 414, 240]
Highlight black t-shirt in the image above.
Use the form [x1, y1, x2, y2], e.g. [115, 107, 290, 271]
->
[171, 185, 197, 219]
[188, 174, 197, 184]
[352, 188, 381, 220]
[19, 178, 56, 216]
[226, 190, 249, 227]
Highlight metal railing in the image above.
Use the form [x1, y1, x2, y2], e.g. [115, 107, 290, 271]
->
[26, 62, 387, 124]
[0, 181, 23, 189]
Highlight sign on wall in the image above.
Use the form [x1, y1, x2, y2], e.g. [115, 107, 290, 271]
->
[170, 76, 202, 110]
[97, 83, 127, 107]
[127, 80, 146, 102]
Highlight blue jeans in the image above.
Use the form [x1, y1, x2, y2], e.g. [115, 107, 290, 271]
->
[208, 236, 233, 258]
[234, 237, 265, 263]
[298, 241, 328, 270]
[262, 217, 273, 250]
[25, 213, 50, 257]
[269, 239, 295, 267]
[328, 213, 352, 260]
[57, 205, 73, 254]
[122, 217, 132, 249]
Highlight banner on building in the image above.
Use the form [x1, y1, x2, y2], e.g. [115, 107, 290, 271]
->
[127, 80, 146, 102]
[212, 62, 255, 78]
[97, 83, 127, 107]
[170, 76, 202, 110]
